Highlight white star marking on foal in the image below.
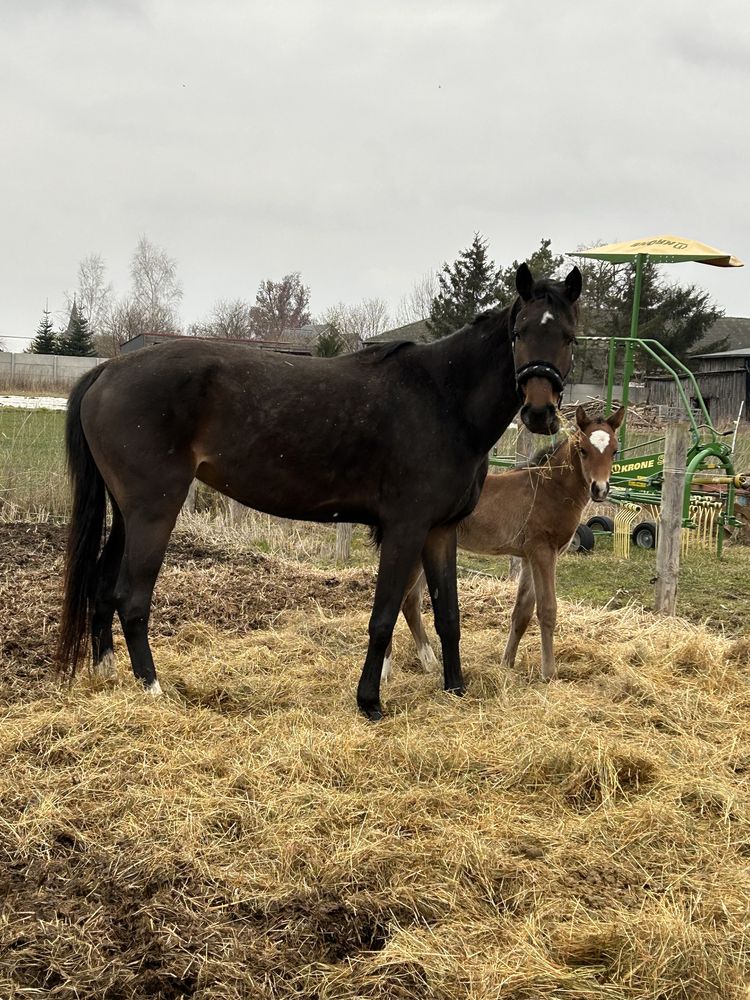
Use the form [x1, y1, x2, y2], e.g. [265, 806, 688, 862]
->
[589, 430, 610, 453]
[541, 310, 554, 325]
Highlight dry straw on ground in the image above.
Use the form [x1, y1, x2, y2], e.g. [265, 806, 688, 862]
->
[1, 523, 750, 999]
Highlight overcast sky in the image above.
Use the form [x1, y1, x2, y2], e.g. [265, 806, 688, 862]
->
[2, 0, 749, 350]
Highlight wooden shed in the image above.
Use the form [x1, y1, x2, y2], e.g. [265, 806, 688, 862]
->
[645, 347, 750, 426]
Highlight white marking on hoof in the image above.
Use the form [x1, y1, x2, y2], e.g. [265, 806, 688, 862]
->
[94, 651, 117, 679]
[382, 654, 392, 682]
[417, 644, 439, 672]
[589, 430, 610, 453]
[147, 679, 163, 697]
[541, 310, 554, 325]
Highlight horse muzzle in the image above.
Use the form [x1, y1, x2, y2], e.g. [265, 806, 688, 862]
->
[516, 363, 566, 435]
[590, 481, 610, 502]
[520, 402, 560, 435]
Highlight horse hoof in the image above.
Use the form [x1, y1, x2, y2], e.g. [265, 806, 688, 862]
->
[358, 699, 383, 722]
[445, 685, 466, 698]
[146, 679, 163, 697]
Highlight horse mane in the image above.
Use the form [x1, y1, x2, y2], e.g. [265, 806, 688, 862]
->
[518, 432, 577, 469]
[356, 340, 415, 365]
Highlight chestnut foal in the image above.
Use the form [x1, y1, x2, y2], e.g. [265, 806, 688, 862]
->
[385, 405, 625, 682]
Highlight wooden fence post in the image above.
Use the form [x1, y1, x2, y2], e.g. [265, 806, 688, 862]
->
[654, 422, 688, 615]
[508, 425, 535, 581]
[335, 522, 353, 563]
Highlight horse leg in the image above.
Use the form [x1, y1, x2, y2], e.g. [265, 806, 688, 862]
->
[357, 528, 428, 720]
[115, 507, 182, 695]
[529, 550, 558, 681]
[91, 498, 125, 678]
[502, 559, 536, 667]
[402, 568, 439, 673]
[422, 525, 463, 695]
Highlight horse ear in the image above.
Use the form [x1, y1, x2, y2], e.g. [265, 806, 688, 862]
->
[607, 406, 626, 431]
[516, 263, 534, 302]
[575, 405, 588, 429]
[564, 266, 582, 303]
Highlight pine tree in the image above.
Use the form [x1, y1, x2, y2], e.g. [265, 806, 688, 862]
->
[495, 238, 565, 306]
[427, 234, 503, 340]
[59, 299, 96, 357]
[27, 305, 59, 354]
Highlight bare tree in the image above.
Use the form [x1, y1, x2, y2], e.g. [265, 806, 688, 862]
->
[395, 271, 438, 326]
[130, 235, 183, 332]
[66, 253, 114, 338]
[187, 298, 254, 340]
[96, 298, 150, 357]
[320, 297, 391, 351]
[248, 273, 311, 340]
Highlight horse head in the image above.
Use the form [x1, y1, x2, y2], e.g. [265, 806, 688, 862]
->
[574, 405, 625, 501]
[511, 263, 582, 435]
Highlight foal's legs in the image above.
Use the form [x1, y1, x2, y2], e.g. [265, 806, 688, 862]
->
[529, 550, 558, 681]
[357, 526, 428, 720]
[502, 559, 536, 668]
[115, 504, 185, 694]
[91, 499, 125, 677]
[382, 566, 439, 681]
[422, 525, 464, 696]
[402, 569, 439, 672]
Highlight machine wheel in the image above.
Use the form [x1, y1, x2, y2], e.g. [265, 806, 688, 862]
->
[631, 520, 658, 549]
[568, 523, 596, 554]
[587, 514, 614, 533]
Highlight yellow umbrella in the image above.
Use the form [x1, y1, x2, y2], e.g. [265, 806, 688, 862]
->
[568, 235, 743, 444]
[570, 235, 743, 268]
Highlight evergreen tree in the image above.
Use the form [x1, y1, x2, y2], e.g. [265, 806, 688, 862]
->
[427, 234, 503, 340]
[27, 306, 59, 354]
[315, 325, 346, 357]
[495, 238, 566, 306]
[59, 299, 96, 357]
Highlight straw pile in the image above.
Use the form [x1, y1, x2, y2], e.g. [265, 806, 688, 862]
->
[1, 524, 749, 998]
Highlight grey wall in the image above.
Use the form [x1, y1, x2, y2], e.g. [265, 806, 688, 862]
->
[563, 383, 645, 405]
[0, 353, 106, 386]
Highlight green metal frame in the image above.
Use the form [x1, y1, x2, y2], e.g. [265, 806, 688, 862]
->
[588, 331, 741, 556]
[489, 328, 743, 557]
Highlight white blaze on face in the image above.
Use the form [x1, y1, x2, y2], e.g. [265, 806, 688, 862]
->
[541, 310, 555, 325]
[589, 430, 611, 454]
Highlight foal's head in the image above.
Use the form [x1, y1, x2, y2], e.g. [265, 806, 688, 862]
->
[511, 263, 582, 436]
[573, 405, 625, 501]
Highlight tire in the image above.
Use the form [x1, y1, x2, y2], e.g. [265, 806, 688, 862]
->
[631, 520, 657, 549]
[587, 514, 614, 533]
[568, 523, 595, 554]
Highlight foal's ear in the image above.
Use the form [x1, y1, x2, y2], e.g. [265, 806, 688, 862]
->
[564, 266, 582, 303]
[516, 262, 534, 302]
[607, 406, 626, 431]
[575, 405, 589, 429]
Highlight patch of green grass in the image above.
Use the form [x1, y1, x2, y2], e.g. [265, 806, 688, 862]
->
[456, 533, 750, 635]
[0, 407, 67, 518]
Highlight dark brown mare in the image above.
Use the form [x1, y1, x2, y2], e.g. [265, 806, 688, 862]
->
[57, 263, 581, 720]
[385, 405, 624, 682]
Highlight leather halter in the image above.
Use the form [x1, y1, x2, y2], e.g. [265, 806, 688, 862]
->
[511, 311, 575, 409]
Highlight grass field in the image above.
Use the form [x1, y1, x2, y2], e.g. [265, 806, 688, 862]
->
[0, 405, 66, 519]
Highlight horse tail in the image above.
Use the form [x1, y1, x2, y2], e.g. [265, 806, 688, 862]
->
[56, 363, 108, 676]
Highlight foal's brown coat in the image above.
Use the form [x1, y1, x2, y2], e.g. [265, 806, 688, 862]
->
[389, 406, 625, 681]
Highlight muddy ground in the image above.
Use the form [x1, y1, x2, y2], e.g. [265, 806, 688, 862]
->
[0, 522, 380, 706]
